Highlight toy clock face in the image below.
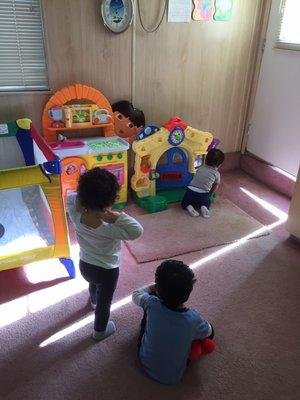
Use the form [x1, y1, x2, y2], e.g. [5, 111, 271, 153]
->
[168, 127, 185, 146]
[100, 0, 134, 34]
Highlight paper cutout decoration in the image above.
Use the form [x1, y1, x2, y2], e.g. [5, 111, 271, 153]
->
[213, 0, 233, 21]
[192, 0, 215, 21]
[168, 0, 192, 23]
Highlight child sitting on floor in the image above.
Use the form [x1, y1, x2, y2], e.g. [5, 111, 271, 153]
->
[132, 260, 215, 385]
[67, 167, 143, 341]
[181, 148, 225, 218]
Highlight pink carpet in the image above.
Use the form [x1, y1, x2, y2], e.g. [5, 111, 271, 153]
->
[125, 199, 269, 263]
[0, 170, 299, 400]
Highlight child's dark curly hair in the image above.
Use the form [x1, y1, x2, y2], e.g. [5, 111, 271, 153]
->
[206, 149, 225, 167]
[155, 260, 196, 310]
[77, 167, 120, 211]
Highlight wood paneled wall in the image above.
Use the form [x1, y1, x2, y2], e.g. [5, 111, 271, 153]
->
[0, 0, 265, 152]
[135, 0, 263, 152]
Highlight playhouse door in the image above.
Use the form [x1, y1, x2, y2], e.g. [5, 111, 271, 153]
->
[156, 148, 192, 190]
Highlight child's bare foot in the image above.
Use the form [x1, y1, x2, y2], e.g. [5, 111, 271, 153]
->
[187, 205, 199, 217]
[201, 206, 210, 218]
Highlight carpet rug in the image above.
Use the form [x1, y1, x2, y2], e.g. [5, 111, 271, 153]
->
[125, 199, 269, 263]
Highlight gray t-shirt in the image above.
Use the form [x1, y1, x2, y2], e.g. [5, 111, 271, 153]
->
[188, 165, 220, 193]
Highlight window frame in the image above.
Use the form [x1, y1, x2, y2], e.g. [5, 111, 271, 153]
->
[274, 0, 300, 51]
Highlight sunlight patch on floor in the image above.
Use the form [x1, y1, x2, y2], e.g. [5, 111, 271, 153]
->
[40, 295, 133, 347]
[0, 297, 28, 328]
[240, 187, 288, 220]
[0, 245, 85, 328]
[271, 166, 296, 182]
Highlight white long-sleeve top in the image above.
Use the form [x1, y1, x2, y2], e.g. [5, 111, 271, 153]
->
[67, 193, 143, 269]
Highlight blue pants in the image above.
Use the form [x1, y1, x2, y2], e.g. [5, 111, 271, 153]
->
[181, 188, 211, 210]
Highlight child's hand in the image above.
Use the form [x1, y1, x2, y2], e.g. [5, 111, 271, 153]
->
[75, 196, 86, 213]
[148, 283, 157, 294]
[98, 209, 121, 224]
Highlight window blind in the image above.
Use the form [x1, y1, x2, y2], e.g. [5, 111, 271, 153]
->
[276, 0, 300, 50]
[0, 0, 49, 92]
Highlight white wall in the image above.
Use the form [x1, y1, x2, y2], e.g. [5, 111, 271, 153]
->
[247, 0, 300, 176]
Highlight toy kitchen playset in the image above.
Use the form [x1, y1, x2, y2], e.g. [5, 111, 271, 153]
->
[42, 84, 129, 207]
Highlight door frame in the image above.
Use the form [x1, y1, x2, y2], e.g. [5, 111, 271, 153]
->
[240, 0, 273, 153]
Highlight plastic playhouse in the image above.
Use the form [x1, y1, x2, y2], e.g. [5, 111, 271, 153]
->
[0, 119, 75, 278]
[42, 83, 129, 207]
[131, 117, 213, 212]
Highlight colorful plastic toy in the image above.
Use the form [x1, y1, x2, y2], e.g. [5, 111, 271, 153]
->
[209, 191, 219, 203]
[92, 108, 112, 125]
[112, 100, 145, 144]
[42, 84, 129, 207]
[49, 137, 129, 208]
[137, 125, 160, 142]
[48, 107, 65, 128]
[42, 83, 115, 143]
[208, 137, 220, 151]
[131, 117, 213, 213]
[0, 119, 74, 277]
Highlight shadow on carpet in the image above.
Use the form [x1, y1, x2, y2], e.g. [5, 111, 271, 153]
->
[125, 199, 270, 263]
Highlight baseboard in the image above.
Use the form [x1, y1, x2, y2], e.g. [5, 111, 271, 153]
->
[240, 153, 295, 198]
[289, 234, 300, 243]
[219, 152, 241, 173]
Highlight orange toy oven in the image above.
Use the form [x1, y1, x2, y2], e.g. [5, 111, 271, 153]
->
[61, 157, 87, 198]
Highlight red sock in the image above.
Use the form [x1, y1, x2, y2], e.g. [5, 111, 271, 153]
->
[200, 338, 216, 354]
[189, 339, 216, 362]
[189, 340, 203, 362]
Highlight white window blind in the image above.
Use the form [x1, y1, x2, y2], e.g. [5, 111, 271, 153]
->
[276, 0, 300, 50]
[0, 0, 49, 92]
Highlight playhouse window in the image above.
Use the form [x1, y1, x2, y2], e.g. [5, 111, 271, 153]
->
[0, 0, 49, 92]
[157, 153, 168, 166]
[172, 153, 183, 165]
[194, 155, 204, 169]
[275, 0, 300, 51]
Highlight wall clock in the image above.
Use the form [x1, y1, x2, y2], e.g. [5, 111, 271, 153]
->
[100, 0, 134, 33]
